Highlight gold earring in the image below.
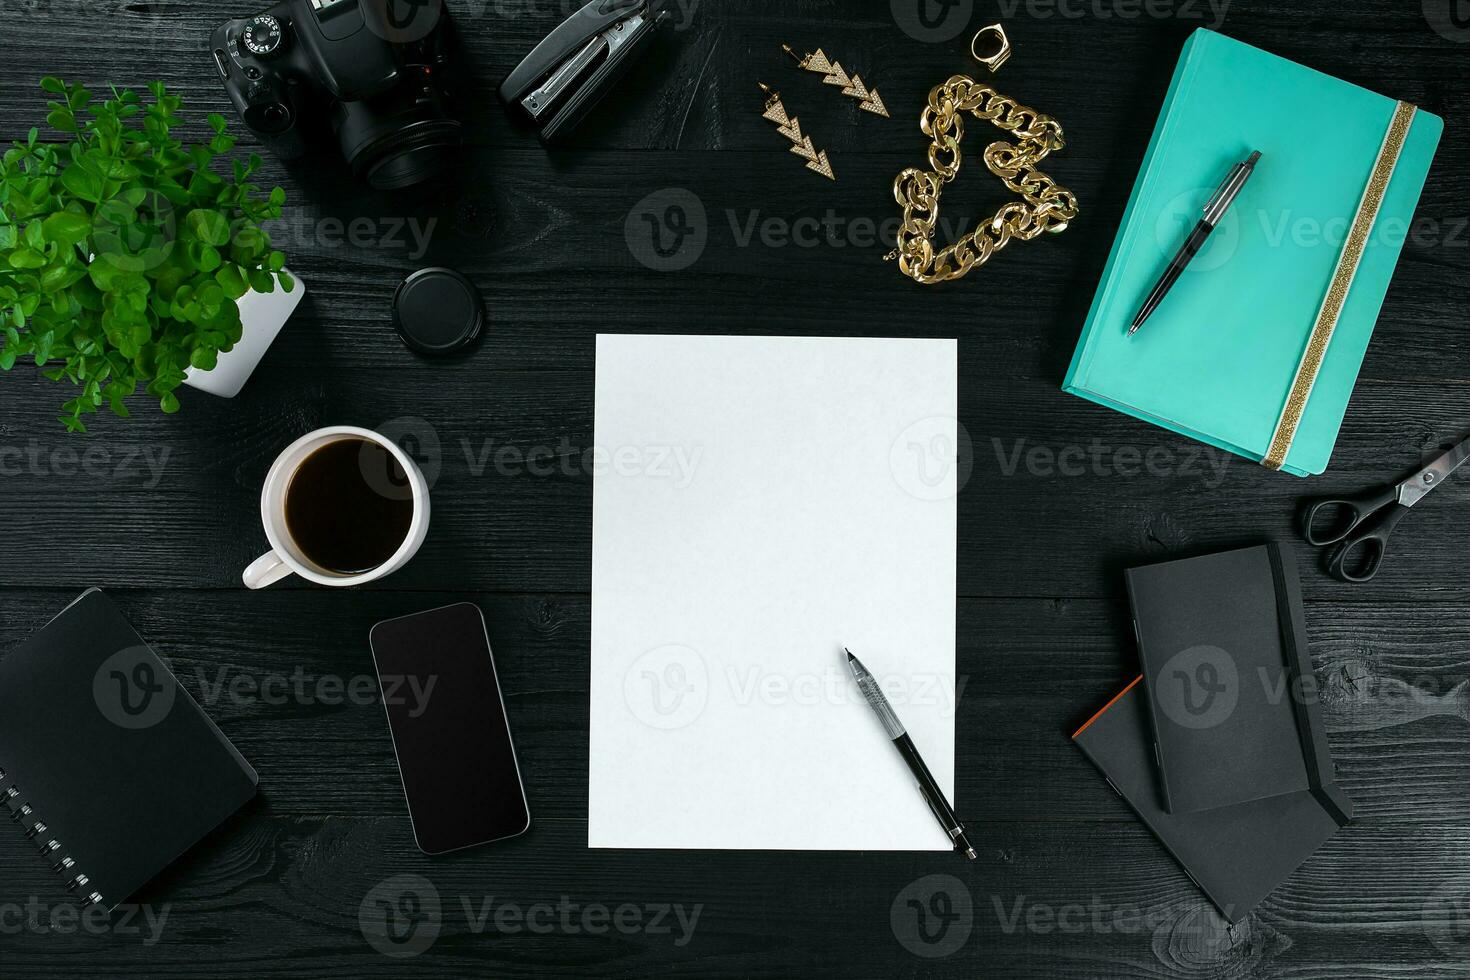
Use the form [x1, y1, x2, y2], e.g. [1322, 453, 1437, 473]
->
[758, 83, 834, 180]
[783, 44, 888, 118]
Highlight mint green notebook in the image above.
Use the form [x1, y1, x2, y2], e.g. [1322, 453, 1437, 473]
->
[1063, 29, 1443, 477]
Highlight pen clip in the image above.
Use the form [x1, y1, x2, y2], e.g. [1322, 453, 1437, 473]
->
[1201, 152, 1259, 225]
[1201, 166, 1242, 222]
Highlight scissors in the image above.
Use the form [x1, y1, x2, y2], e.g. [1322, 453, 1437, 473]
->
[1300, 434, 1470, 583]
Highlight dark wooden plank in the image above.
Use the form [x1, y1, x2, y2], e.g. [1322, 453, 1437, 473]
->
[0, 588, 1466, 825]
[2, 367, 1468, 598]
[1, 812, 1467, 979]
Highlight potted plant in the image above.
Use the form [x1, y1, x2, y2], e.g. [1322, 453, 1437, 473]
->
[0, 77, 301, 431]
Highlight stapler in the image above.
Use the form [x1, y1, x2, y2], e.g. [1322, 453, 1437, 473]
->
[499, 0, 670, 142]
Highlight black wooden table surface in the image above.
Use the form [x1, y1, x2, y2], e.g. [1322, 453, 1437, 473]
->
[2, 1, 1469, 977]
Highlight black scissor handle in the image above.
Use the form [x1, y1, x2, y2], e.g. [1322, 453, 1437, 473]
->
[1300, 485, 1398, 546]
[1323, 502, 1412, 583]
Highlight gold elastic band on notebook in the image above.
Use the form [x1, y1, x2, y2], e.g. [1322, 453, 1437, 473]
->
[1263, 100, 1416, 472]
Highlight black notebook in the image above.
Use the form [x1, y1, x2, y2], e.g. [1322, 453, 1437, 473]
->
[0, 589, 257, 911]
[1127, 543, 1329, 814]
[1072, 677, 1352, 923]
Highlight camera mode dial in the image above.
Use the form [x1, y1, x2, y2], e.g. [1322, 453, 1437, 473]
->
[241, 14, 286, 57]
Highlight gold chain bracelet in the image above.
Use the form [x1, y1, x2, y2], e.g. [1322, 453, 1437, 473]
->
[888, 26, 1079, 284]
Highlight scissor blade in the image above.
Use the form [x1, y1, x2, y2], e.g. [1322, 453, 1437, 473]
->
[1397, 433, 1470, 507]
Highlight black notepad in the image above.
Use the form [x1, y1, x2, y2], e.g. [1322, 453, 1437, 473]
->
[1127, 543, 1329, 814]
[0, 589, 257, 911]
[1072, 678, 1352, 923]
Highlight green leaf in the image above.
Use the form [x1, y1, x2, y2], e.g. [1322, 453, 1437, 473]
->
[41, 265, 86, 292]
[8, 249, 46, 269]
[278, 270, 296, 292]
[59, 164, 103, 203]
[46, 108, 77, 133]
[41, 211, 91, 247]
[208, 113, 227, 135]
[247, 268, 272, 293]
[185, 209, 231, 247]
[214, 264, 247, 299]
[159, 391, 180, 414]
[39, 77, 65, 95]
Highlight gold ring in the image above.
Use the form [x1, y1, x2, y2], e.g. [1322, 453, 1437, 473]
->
[971, 24, 1012, 73]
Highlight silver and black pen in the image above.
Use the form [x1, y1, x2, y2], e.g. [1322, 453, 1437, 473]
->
[845, 648, 976, 860]
[1131, 150, 1261, 335]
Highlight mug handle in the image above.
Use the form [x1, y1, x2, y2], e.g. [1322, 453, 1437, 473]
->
[243, 550, 294, 590]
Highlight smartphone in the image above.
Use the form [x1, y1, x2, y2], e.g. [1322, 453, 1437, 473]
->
[369, 603, 530, 854]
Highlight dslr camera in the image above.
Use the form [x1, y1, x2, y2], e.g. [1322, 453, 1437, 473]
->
[212, 0, 462, 190]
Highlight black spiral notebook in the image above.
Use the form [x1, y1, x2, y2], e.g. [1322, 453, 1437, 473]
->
[0, 589, 257, 911]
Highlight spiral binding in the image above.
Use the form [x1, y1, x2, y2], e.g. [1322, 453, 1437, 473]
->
[0, 765, 104, 907]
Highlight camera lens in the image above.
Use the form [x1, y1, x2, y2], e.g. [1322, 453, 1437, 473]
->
[334, 94, 462, 192]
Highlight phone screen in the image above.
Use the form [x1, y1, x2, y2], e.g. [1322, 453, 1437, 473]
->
[369, 603, 530, 854]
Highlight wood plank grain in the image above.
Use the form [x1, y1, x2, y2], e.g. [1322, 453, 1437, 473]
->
[1, 813, 1467, 979]
[0, 589, 1465, 825]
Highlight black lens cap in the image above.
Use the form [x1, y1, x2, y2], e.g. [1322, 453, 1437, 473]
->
[392, 267, 485, 356]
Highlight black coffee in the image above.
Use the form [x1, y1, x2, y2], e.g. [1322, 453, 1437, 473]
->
[285, 439, 414, 574]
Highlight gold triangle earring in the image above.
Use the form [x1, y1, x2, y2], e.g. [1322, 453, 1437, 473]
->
[783, 44, 889, 118]
[757, 83, 835, 181]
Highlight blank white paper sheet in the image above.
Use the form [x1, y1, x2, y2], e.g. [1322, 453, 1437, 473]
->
[589, 334, 959, 851]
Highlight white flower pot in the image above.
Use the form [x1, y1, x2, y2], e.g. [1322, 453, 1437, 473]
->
[183, 270, 304, 398]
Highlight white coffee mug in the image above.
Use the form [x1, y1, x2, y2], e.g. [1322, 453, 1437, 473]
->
[243, 426, 430, 589]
